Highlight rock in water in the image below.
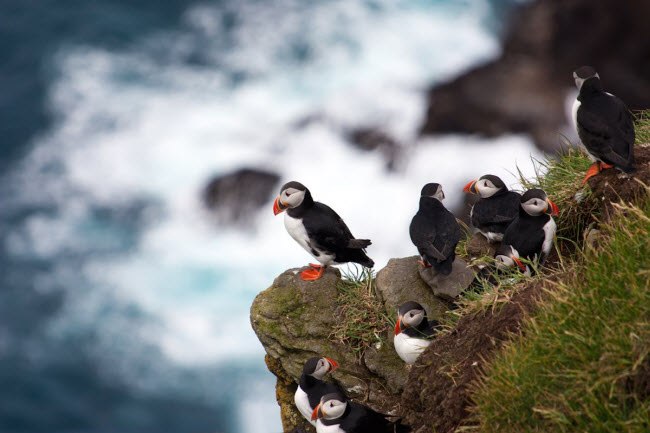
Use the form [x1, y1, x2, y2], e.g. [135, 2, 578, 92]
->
[418, 257, 475, 299]
[203, 168, 279, 224]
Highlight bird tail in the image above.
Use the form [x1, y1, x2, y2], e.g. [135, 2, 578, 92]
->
[347, 238, 372, 249]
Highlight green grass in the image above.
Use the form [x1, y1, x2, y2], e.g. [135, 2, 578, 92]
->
[329, 266, 392, 358]
[469, 185, 650, 432]
[634, 110, 650, 145]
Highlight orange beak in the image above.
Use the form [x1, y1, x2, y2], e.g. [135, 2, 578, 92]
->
[311, 402, 323, 421]
[545, 199, 559, 216]
[512, 256, 526, 273]
[463, 180, 478, 194]
[273, 196, 287, 215]
[395, 316, 403, 335]
[325, 358, 338, 373]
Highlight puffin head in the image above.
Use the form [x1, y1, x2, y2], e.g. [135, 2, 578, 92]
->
[395, 301, 427, 335]
[312, 392, 348, 422]
[463, 174, 507, 198]
[302, 356, 339, 380]
[520, 189, 559, 217]
[573, 66, 600, 91]
[494, 244, 526, 272]
[421, 183, 445, 201]
[273, 181, 308, 215]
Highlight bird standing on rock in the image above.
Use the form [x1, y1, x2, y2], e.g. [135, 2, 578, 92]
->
[295, 357, 341, 425]
[463, 174, 521, 242]
[394, 301, 440, 365]
[273, 181, 374, 281]
[312, 391, 411, 433]
[502, 189, 558, 265]
[409, 183, 461, 275]
[572, 66, 636, 185]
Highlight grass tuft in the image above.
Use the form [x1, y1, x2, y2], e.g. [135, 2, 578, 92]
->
[634, 110, 650, 145]
[329, 266, 391, 358]
[470, 184, 650, 432]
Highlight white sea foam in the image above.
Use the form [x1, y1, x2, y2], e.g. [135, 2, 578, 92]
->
[8, 1, 533, 432]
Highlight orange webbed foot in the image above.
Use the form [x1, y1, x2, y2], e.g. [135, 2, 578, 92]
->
[600, 162, 613, 170]
[301, 264, 325, 281]
[582, 162, 602, 185]
[418, 260, 432, 268]
[308, 263, 322, 269]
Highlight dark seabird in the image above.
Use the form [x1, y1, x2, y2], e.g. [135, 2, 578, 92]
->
[502, 189, 558, 265]
[409, 183, 461, 275]
[295, 357, 340, 425]
[394, 301, 440, 365]
[463, 174, 521, 242]
[572, 66, 636, 185]
[273, 181, 374, 280]
[312, 391, 410, 433]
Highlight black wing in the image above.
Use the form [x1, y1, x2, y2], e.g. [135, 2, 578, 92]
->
[303, 202, 360, 251]
[502, 217, 546, 261]
[577, 95, 635, 171]
[410, 213, 446, 261]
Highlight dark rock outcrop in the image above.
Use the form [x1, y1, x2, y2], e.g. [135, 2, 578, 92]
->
[347, 127, 401, 171]
[421, 0, 650, 152]
[203, 168, 280, 224]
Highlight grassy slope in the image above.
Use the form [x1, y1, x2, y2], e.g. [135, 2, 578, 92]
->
[469, 114, 650, 432]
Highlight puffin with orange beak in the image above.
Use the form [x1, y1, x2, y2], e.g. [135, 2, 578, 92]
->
[502, 189, 559, 265]
[273, 181, 374, 281]
[572, 66, 635, 185]
[311, 391, 410, 433]
[394, 301, 440, 365]
[463, 174, 520, 242]
[295, 357, 341, 425]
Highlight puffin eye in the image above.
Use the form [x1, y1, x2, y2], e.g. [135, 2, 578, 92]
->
[330, 402, 334, 407]
[409, 312, 414, 317]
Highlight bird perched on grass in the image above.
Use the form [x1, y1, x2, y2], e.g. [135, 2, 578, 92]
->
[463, 174, 521, 242]
[409, 183, 460, 275]
[502, 189, 558, 265]
[572, 66, 636, 185]
[273, 181, 374, 280]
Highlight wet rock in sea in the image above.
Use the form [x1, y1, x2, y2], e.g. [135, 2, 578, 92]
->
[203, 168, 280, 224]
[347, 127, 402, 171]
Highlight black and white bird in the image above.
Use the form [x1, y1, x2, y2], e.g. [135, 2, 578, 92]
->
[394, 301, 440, 365]
[572, 66, 636, 185]
[409, 183, 461, 275]
[295, 357, 340, 425]
[494, 244, 530, 276]
[463, 175, 521, 242]
[468, 244, 530, 293]
[312, 391, 410, 433]
[273, 181, 374, 281]
[502, 189, 558, 265]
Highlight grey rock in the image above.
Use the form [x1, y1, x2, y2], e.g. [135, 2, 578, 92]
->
[466, 232, 498, 258]
[375, 256, 449, 320]
[418, 257, 476, 299]
[363, 338, 410, 394]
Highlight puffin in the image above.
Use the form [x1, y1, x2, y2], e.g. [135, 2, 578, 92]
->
[572, 66, 636, 185]
[494, 244, 530, 276]
[394, 301, 440, 365]
[467, 244, 530, 294]
[273, 181, 374, 280]
[312, 391, 410, 433]
[502, 189, 559, 265]
[463, 174, 521, 242]
[295, 357, 341, 425]
[409, 183, 461, 275]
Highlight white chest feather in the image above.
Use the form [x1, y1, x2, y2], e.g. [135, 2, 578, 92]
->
[541, 217, 557, 259]
[294, 386, 316, 425]
[284, 213, 335, 266]
[316, 420, 344, 433]
[480, 229, 504, 243]
[394, 332, 431, 365]
[572, 98, 580, 133]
